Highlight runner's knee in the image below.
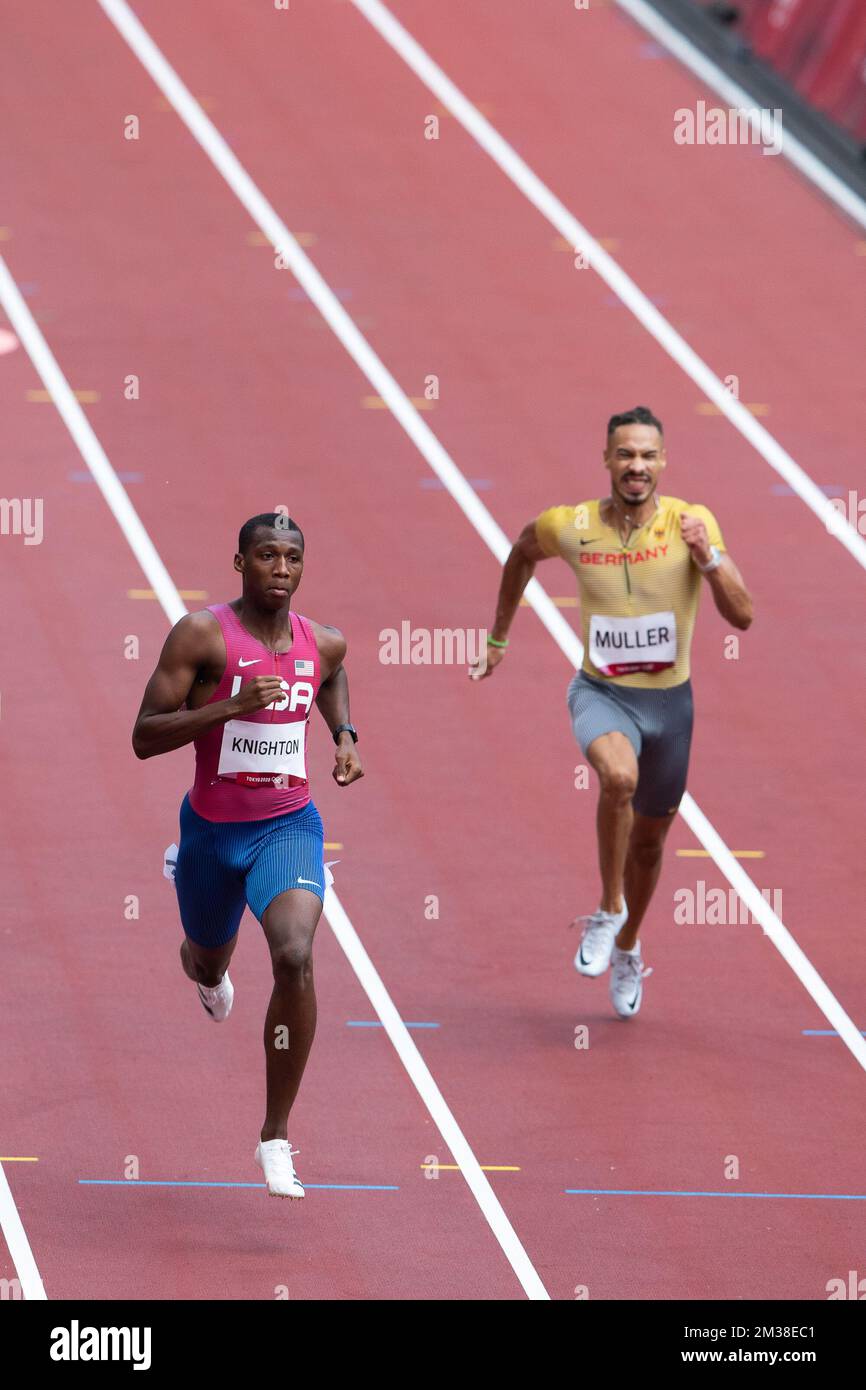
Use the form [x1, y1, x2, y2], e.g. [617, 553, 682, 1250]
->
[270, 935, 314, 982]
[628, 838, 665, 870]
[598, 764, 638, 802]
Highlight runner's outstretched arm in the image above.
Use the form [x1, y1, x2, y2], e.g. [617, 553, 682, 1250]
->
[131, 612, 283, 759]
[470, 519, 550, 681]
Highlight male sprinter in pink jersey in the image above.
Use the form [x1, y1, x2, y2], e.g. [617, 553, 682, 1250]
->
[472, 407, 752, 1017]
[132, 514, 362, 1198]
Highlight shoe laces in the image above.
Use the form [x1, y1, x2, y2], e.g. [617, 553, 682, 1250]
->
[612, 950, 653, 986]
[267, 1141, 301, 1173]
[198, 977, 228, 999]
[574, 910, 616, 949]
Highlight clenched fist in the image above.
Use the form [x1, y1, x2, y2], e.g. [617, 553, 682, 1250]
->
[680, 513, 712, 568]
[228, 676, 286, 716]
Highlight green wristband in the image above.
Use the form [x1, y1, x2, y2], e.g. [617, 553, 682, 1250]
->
[487, 635, 509, 648]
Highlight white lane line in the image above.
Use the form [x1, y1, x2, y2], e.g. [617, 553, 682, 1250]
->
[348, 0, 866, 576]
[0, 260, 185, 626]
[1, 263, 548, 1301]
[615, 0, 866, 233]
[93, 0, 866, 1078]
[0, 1161, 46, 1299]
[324, 894, 548, 1298]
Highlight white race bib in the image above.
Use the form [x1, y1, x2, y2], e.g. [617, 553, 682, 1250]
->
[589, 611, 677, 676]
[217, 718, 306, 784]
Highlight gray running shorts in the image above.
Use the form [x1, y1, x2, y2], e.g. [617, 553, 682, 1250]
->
[566, 671, 694, 818]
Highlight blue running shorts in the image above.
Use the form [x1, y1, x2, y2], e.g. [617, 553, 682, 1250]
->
[175, 794, 326, 948]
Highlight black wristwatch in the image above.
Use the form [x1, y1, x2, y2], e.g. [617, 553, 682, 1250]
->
[332, 723, 358, 744]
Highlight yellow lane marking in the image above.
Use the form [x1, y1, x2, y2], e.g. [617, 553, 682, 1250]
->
[0, 1157, 39, 1162]
[855, 242, 866, 256]
[553, 235, 620, 253]
[677, 849, 765, 859]
[155, 94, 216, 112]
[696, 402, 769, 417]
[247, 230, 318, 247]
[28, 389, 99, 403]
[434, 101, 495, 118]
[362, 395, 434, 411]
[0, 227, 12, 241]
[128, 589, 208, 601]
[324, 843, 343, 851]
[421, 1164, 520, 1172]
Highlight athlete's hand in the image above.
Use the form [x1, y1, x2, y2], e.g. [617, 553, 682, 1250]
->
[334, 744, 363, 786]
[468, 643, 504, 681]
[228, 676, 286, 716]
[680, 513, 712, 567]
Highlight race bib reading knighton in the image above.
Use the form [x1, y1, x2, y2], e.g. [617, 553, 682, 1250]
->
[217, 719, 306, 787]
[589, 611, 677, 677]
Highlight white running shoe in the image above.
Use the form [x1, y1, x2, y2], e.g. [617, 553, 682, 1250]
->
[573, 900, 628, 977]
[609, 943, 653, 1018]
[196, 974, 234, 1022]
[255, 1140, 305, 1199]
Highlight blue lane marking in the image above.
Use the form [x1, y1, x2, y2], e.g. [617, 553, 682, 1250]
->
[605, 293, 666, 308]
[302, 1184, 398, 1191]
[79, 1179, 398, 1191]
[287, 287, 352, 303]
[802, 1029, 866, 1036]
[69, 470, 142, 483]
[771, 483, 841, 497]
[346, 1020, 439, 1029]
[565, 1188, 866, 1200]
[420, 477, 493, 491]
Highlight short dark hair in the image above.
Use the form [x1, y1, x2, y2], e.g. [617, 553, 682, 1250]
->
[606, 405, 663, 440]
[237, 513, 305, 555]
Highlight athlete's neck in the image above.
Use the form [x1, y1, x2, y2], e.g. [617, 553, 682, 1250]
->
[232, 598, 294, 651]
[603, 491, 660, 537]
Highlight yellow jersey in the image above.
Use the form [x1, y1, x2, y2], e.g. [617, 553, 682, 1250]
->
[535, 496, 726, 689]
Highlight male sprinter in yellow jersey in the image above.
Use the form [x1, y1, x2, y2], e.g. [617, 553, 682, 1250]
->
[472, 407, 753, 1017]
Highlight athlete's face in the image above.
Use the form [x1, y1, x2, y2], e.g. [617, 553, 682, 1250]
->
[234, 527, 304, 606]
[604, 425, 666, 506]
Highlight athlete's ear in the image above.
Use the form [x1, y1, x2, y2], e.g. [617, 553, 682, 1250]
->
[233, 552, 245, 575]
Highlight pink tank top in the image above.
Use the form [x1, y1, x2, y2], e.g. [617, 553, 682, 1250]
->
[189, 604, 321, 823]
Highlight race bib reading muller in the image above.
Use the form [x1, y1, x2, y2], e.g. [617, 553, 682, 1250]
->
[589, 611, 677, 677]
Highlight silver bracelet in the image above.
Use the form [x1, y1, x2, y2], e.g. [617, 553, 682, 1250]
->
[696, 545, 722, 574]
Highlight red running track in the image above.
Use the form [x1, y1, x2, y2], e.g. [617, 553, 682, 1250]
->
[1, 0, 865, 1300]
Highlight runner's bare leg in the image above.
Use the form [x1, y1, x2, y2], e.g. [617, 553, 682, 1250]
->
[586, 732, 638, 915]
